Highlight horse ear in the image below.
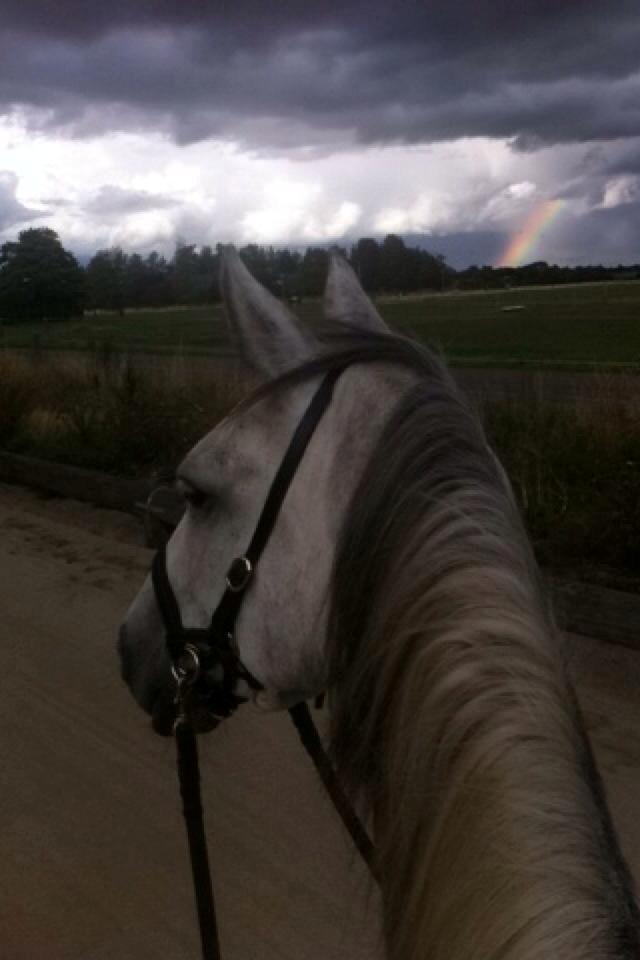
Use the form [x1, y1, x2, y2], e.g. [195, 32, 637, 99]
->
[324, 251, 388, 332]
[219, 246, 317, 377]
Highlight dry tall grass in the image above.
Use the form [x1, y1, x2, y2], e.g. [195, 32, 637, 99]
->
[483, 375, 640, 581]
[0, 347, 254, 475]
[1, 346, 639, 580]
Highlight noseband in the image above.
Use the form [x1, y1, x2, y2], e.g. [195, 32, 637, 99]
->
[150, 366, 344, 723]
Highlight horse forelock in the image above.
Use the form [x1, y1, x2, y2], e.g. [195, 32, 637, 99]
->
[318, 341, 640, 959]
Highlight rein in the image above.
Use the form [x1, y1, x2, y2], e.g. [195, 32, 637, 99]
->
[149, 368, 375, 959]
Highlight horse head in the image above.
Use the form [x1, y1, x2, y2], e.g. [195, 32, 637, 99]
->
[118, 247, 414, 730]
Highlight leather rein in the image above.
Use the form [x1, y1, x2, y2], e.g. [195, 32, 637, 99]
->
[148, 367, 375, 960]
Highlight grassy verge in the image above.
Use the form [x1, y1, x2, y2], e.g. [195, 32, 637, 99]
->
[483, 393, 640, 588]
[1, 348, 639, 587]
[0, 350, 251, 478]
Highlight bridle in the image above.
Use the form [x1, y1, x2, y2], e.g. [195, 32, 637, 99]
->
[148, 366, 374, 960]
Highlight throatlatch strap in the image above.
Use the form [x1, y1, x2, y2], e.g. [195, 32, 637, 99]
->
[288, 702, 377, 879]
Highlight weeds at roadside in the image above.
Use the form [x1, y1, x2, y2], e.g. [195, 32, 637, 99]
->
[0, 355, 38, 445]
[484, 389, 640, 579]
[0, 348, 250, 477]
[2, 346, 640, 583]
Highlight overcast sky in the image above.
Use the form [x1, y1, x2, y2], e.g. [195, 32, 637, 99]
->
[1, 1, 639, 267]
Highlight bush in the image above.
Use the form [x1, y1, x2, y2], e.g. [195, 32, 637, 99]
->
[0, 356, 38, 445]
[0, 349, 248, 477]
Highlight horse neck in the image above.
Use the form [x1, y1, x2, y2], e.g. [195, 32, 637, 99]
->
[337, 554, 639, 959]
[380, 599, 640, 958]
[327, 382, 639, 960]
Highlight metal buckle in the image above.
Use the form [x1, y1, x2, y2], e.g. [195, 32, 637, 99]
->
[172, 644, 202, 730]
[171, 643, 201, 687]
[226, 556, 253, 593]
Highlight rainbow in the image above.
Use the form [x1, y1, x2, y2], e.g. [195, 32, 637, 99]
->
[496, 199, 564, 267]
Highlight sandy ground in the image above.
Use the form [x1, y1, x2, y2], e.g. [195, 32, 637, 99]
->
[0, 481, 638, 959]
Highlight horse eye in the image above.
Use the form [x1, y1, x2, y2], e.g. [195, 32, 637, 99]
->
[183, 487, 208, 509]
[175, 478, 209, 509]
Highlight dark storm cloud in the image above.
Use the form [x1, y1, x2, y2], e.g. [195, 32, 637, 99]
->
[0, 172, 41, 231]
[550, 201, 640, 265]
[602, 145, 640, 177]
[1, 1, 639, 150]
[552, 137, 640, 209]
[409, 232, 506, 271]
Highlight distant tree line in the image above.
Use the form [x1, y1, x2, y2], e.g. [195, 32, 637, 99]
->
[455, 261, 639, 290]
[1, 227, 638, 322]
[83, 234, 453, 311]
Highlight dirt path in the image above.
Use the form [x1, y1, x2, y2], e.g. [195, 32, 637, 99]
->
[0, 482, 638, 959]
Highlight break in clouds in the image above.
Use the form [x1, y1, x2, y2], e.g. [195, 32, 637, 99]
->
[1, 1, 639, 265]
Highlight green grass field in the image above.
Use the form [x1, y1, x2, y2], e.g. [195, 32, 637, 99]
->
[377, 281, 640, 369]
[2, 280, 640, 370]
[0, 306, 230, 356]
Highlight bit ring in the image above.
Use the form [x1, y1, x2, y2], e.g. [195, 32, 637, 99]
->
[171, 643, 201, 686]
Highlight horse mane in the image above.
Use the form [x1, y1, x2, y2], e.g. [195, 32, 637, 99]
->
[254, 328, 640, 958]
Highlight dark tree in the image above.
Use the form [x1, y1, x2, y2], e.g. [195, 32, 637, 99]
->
[198, 245, 220, 302]
[379, 234, 408, 290]
[298, 248, 328, 297]
[86, 248, 127, 312]
[351, 238, 382, 292]
[172, 243, 201, 304]
[238, 244, 281, 294]
[140, 251, 173, 307]
[273, 248, 302, 299]
[0, 228, 84, 321]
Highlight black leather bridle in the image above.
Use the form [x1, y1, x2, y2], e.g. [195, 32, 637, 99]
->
[150, 366, 344, 723]
[147, 366, 374, 960]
